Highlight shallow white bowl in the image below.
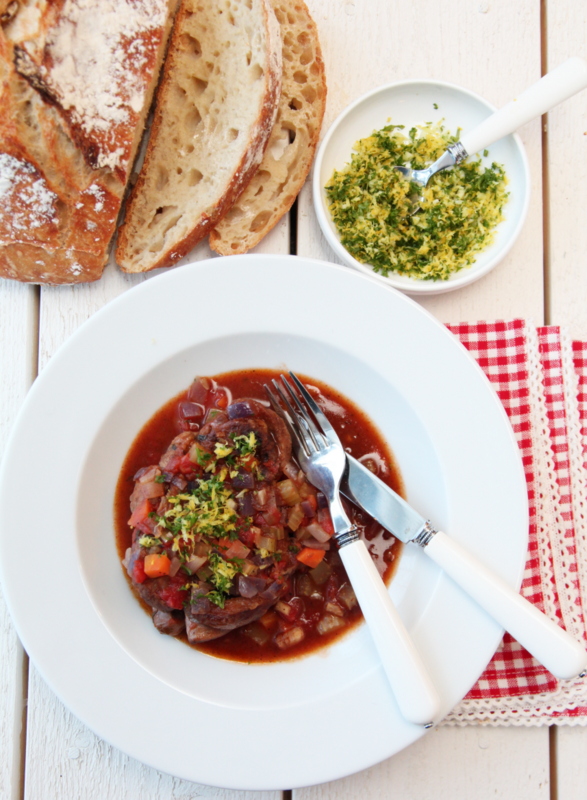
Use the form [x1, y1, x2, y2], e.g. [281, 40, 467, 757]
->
[313, 80, 531, 295]
[0, 255, 528, 789]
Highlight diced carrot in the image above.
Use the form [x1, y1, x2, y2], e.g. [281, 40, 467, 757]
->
[296, 547, 326, 568]
[144, 553, 171, 578]
[128, 498, 151, 529]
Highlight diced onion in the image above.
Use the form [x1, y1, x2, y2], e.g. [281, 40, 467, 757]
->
[305, 521, 331, 543]
[238, 575, 266, 598]
[178, 401, 205, 420]
[300, 499, 316, 518]
[317, 614, 346, 635]
[238, 493, 254, 517]
[300, 537, 330, 550]
[169, 557, 182, 577]
[187, 377, 212, 403]
[325, 601, 344, 617]
[275, 626, 305, 649]
[185, 555, 208, 574]
[232, 471, 255, 490]
[227, 401, 254, 419]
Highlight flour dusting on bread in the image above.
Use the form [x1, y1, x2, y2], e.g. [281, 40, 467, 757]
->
[13, 0, 171, 174]
[0, 0, 177, 284]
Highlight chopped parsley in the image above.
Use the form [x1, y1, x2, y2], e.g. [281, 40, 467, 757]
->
[158, 475, 238, 543]
[149, 432, 266, 608]
[325, 121, 509, 281]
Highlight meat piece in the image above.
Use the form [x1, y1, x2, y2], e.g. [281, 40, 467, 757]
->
[185, 611, 226, 643]
[158, 431, 196, 471]
[152, 609, 185, 636]
[188, 593, 275, 633]
[126, 540, 187, 613]
[197, 399, 291, 479]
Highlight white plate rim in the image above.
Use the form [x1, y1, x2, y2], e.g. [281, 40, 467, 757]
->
[0, 254, 528, 789]
[312, 78, 531, 296]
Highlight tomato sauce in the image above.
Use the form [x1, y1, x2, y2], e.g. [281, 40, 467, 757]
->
[114, 369, 403, 662]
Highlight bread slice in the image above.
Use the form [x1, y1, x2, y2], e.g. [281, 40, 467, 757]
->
[0, 0, 176, 284]
[209, 0, 326, 255]
[115, 0, 282, 274]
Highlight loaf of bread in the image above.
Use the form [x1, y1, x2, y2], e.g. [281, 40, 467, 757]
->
[209, 0, 326, 255]
[0, 0, 176, 284]
[115, 0, 282, 274]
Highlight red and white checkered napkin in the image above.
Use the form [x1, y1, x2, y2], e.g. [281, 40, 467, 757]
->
[441, 321, 587, 726]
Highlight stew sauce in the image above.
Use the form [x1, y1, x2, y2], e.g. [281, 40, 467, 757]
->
[115, 369, 403, 662]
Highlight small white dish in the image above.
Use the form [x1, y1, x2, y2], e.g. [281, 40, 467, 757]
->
[313, 80, 531, 295]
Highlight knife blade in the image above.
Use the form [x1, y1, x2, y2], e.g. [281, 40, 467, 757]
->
[342, 453, 587, 681]
[343, 455, 429, 545]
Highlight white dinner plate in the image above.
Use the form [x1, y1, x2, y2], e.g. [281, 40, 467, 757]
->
[0, 255, 528, 790]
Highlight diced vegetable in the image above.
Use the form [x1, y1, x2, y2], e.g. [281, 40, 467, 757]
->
[317, 614, 346, 636]
[184, 555, 208, 574]
[243, 622, 270, 646]
[287, 504, 304, 531]
[297, 547, 326, 568]
[132, 559, 147, 584]
[144, 553, 171, 578]
[224, 539, 251, 560]
[325, 601, 344, 617]
[257, 534, 276, 553]
[296, 573, 314, 597]
[275, 626, 305, 649]
[178, 401, 205, 420]
[305, 520, 331, 543]
[309, 560, 332, 585]
[275, 600, 297, 622]
[128, 498, 152, 529]
[338, 582, 358, 610]
[276, 478, 301, 506]
[259, 610, 278, 629]
[187, 376, 212, 403]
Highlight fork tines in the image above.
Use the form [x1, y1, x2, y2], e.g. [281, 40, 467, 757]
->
[265, 373, 326, 456]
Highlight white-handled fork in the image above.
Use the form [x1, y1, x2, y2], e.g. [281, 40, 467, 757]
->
[265, 372, 441, 727]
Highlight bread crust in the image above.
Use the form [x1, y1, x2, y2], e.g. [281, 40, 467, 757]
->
[115, 0, 283, 273]
[209, 0, 326, 256]
[0, 0, 176, 284]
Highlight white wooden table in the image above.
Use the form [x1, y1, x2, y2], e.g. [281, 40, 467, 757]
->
[1, 1, 587, 797]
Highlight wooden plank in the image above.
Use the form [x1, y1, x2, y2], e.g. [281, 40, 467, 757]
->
[556, 726, 587, 800]
[295, 1, 550, 798]
[301, 0, 545, 325]
[23, 219, 287, 798]
[294, 726, 550, 800]
[545, 3, 587, 338]
[0, 280, 38, 800]
[545, 3, 587, 799]
[24, 667, 280, 800]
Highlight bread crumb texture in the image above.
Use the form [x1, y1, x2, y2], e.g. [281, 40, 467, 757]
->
[210, 0, 326, 255]
[116, 0, 282, 273]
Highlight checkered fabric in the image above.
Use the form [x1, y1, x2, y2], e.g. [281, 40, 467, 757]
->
[447, 321, 558, 698]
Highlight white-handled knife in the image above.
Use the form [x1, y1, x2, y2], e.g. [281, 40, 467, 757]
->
[342, 455, 587, 681]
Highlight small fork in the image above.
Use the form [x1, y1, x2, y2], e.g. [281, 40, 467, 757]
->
[266, 372, 440, 727]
